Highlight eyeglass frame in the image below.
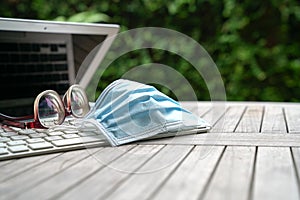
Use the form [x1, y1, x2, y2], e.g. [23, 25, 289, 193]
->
[0, 84, 90, 129]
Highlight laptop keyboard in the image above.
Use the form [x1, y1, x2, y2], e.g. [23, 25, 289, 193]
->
[0, 119, 107, 160]
[0, 40, 73, 116]
[0, 41, 71, 100]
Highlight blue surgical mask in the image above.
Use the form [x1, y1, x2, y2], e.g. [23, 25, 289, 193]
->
[83, 79, 210, 146]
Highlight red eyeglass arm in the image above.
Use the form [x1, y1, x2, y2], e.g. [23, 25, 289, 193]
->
[0, 113, 44, 129]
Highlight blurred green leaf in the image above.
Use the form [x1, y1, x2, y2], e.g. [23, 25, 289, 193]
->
[56, 11, 110, 22]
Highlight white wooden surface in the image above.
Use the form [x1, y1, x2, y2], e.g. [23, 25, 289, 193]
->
[0, 101, 300, 200]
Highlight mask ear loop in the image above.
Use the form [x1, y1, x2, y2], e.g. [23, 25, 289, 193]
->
[46, 118, 101, 136]
[72, 118, 100, 132]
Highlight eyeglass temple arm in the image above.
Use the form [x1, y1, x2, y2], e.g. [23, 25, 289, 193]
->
[0, 113, 33, 120]
[0, 113, 44, 129]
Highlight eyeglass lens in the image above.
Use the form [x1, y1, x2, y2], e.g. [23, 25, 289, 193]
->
[38, 94, 64, 128]
[70, 87, 87, 117]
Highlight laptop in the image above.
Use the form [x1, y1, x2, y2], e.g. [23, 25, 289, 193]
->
[0, 17, 119, 160]
[0, 17, 119, 116]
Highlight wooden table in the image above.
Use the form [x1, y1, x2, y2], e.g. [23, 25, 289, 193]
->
[1, 101, 300, 200]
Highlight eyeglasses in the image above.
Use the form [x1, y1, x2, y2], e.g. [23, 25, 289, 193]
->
[0, 85, 90, 129]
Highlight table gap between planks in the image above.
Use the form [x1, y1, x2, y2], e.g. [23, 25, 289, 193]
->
[0, 101, 300, 200]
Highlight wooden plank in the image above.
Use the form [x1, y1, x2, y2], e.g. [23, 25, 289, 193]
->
[261, 105, 287, 133]
[151, 146, 224, 200]
[201, 103, 227, 127]
[7, 145, 135, 200]
[285, 106, 300, 133]
[207, 101, 297, 107]
[180, 101, 211, 117]
[291, 147, 300, 192]
[56, 144, 164, 200]
[202, 146, 255, 200]
[175, 102, 226, 151]
[139, 132, 300, 147]
[0, 152, 60, 182]
[252, 147, 299, 200]
[235, 106, 264, 133]
[0, 148, 101, 200]
[211, 105, 246, 133]
[0, 159, 15, 168]
[100, 145, 193, 200]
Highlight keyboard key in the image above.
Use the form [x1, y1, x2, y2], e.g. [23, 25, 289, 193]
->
[53, 63, 68, 71]
[0, 137, 10, 143]
[49, 54, 66, 61]
[19, 43, 32, 51]
[0, 132, 18, 137]
[47, 131, 64, 136]
[7, 140, 26, 146]
[1, 127, 15, 132]
[40, 54, 49, 61]
[0, 148, 8, 155]
[63, 130, 79, 134]
[0, 143, 5, 148]
[18, 129, 37, 135]
[49, 126, 75, 132]
[29, 142, 53, 150]
[30, 133, 47, 138]
[30, 54, 39, 61]
[10, 127, 22, 132]
[78, 132, 96, 137]
[51, 136, 104, 147]
[34, 129, 48, 133]
[26, 138, 46, 143]
[62, 134, 79, 139]
[45, 136, 63, 141]
[8, 145, 29, 153]
[78, 125, 98, 132]
[50, 44, 58, 52]
[11, 135, 30, 140]
[32, 44, 40, 52]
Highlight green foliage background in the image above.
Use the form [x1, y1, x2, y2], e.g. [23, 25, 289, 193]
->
[1, 0, 300, 101]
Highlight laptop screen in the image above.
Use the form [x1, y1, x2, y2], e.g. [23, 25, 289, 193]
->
[0, 18, 119, 116]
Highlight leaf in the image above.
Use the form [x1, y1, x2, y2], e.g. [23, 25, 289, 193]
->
[67, 11, 110, 23]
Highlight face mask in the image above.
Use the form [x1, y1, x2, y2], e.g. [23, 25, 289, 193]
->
[83, 79, 210, 146]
